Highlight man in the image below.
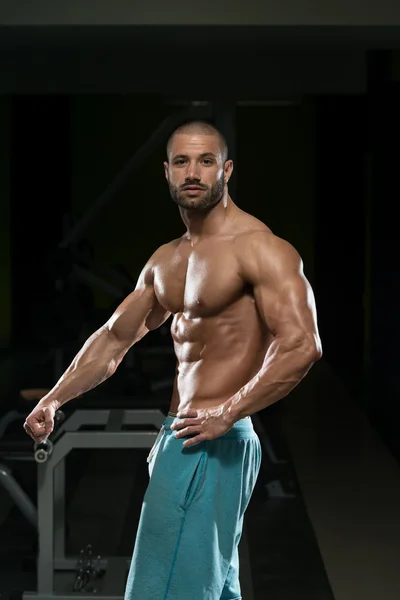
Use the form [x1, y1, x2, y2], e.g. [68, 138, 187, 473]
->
[24, 120, 322, 600]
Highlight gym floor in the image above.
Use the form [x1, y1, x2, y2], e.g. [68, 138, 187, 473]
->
[1, 356, 400, 600]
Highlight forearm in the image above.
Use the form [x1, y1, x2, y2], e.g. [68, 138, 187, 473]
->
[38, 326, 131, 410]
[225, 335, 321, 421]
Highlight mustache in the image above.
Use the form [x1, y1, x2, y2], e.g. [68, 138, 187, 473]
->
[180, 182, 207, 190]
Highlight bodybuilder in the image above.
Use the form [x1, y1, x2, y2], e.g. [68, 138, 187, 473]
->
[24, 120, 322, 600]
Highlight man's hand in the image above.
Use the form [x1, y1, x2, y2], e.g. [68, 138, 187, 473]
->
[24, 402, 56, 444]
[170, 406, 235, 448]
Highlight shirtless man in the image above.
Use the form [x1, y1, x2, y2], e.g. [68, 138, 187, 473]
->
[24, 120, 322, 600]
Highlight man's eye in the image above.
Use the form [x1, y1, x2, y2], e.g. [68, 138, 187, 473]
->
[202, 159, 213, 165]
[175, 160, 185, 165]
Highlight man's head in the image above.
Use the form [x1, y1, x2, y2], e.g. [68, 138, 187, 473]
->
[164, 120, 233, 212]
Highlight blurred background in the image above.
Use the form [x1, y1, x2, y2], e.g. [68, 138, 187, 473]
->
[0, 12, 400, 600]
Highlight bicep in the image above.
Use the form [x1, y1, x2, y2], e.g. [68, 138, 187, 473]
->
[243, 234, 320, 345]
[254, 269, 319, 342]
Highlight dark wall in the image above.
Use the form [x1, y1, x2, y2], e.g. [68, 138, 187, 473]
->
[367, 54, 400, 460]
[0, 98, 10, 347]
[9, 96, 72, 347]
[236, 104, 315, 280]
[313, 95, 368, 401]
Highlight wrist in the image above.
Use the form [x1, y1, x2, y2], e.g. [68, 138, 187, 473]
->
[38, 396, 61, 412]
[223, 395, 246, 425]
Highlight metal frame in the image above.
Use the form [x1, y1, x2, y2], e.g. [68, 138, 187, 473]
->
[0, 461, 37, 527]
[23, 408, 165, 600]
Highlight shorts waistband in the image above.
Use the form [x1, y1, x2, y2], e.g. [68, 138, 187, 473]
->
[164, 411, 255, 439]
[167, 411, 250, 419]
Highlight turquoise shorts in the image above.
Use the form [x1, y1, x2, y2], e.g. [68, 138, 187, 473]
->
[124, 412, 262, 600]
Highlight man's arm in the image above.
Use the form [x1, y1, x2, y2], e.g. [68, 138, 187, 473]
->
[37, 248, 171, 411]
[226, 232, 322, 422]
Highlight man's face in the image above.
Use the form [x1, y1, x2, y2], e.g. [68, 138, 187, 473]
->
[164, 133, 233, 211]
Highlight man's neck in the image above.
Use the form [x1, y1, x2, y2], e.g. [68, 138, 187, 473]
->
[180, 193, 235, 242]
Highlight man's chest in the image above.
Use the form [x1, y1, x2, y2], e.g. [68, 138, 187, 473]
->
[153, 242, 245, 317]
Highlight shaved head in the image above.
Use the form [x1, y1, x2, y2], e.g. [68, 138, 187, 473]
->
[166, 121, 228, 163]
[164, 119, 233, 213]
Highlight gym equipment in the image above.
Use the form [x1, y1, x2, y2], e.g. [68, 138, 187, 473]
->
[0, 396, 66, 530]
[0, 462, 37, 529]
[73, 545, 104, 594]
[23, 406, 165, 600]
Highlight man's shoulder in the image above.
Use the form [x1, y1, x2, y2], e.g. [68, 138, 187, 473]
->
[232, 213, 276, 249]
[148, 236, 183, 263]
[233, 217, 301, 272]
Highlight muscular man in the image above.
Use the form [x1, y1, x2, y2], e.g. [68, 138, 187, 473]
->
[24, 120, 322, 600]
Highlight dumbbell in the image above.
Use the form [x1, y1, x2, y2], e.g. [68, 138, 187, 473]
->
[34, 439, 53, 463]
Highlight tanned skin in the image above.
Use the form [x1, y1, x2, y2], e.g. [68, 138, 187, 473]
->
[24, 127, 322, 461]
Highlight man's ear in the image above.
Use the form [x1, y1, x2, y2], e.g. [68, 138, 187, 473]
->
[164, 161, 169, 181]
[224, 159, 234, 183]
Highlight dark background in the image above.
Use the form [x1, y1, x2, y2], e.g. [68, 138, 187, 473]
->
[0, 26, 399, 464]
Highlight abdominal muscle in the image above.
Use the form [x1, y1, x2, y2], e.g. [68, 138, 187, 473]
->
[168, 302, 268, 414]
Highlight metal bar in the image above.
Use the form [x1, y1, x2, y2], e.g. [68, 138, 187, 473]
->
[62, 409, 113, 431]
[0, 463, 37, 528]
[106, 409, 124, 432]
[52, 558, 130, 570]
[52, 432, 157, 458]
[37, 460, 55, 594]
[59, 105, 213, 249]
[80, 258, 134, 290]
[72, 265, 125, 299]
[24, 594, 124, 600]
[62, 408, 165, 431]
[54, 460, 66, 562]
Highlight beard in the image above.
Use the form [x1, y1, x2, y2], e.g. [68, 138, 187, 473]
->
[168, 172, 225, 212]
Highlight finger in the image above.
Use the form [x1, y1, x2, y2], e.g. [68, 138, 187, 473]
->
[174, 425, 201, 438]
[183, 434, 206, 448]
[171, 418, 200, 431]
[176, 410, 198, 419]
[43, 407, 54, 433]
[24, 421, 39, 437]
[24, 422, 46, 443]
[23, 422, 35, 440]
[26, 419, 45, 437]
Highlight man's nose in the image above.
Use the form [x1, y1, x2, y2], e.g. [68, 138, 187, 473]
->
[185, 161, 201, 180]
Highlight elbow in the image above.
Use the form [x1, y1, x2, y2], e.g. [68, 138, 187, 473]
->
[310, 345, 323, 363]
[279, 331, 322, 367]
[295, 333, 322, 366]
[305, 335, 323, 364]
